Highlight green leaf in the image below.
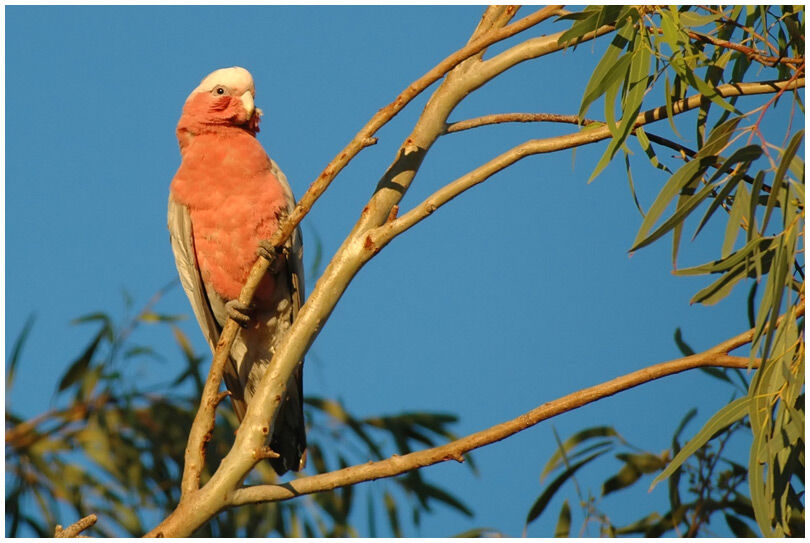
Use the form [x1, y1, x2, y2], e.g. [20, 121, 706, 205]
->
[725, 513, 758, 537]
[603, 453, 667, 495]
[527, 451, 607, 525]
[762, 130, 803, 234]
[383, 491, 401, 537]
[7, 314, 35, 388]
[673, 328, 695, 356]
[748, 416, 773, 536]
[632, 159, 706, 250]
[636, 117, 741, 255]
[557, 6, 626, 46]
[632, 173, 720, 252]
[138, 312, 185, 323]
[415, 481, 473, 517]
[58, 326, 107, 392]
[707, 145, 763, 185]
[699, 117, 743, 157]
[591, 40, 652, 183]
[554, 499, 572, 537]
[578, 23, 635, 119]
[690, 264, 751, 304]
[692, 169, 748, 241]
[617, 36, 651, 141]
[663, 72, 681, 136]
[721, 183, 750, 258]
[679, 11, 722, 27]
[541, 426, 619, 481]
[624, 153, 645, 216]
[650, 397, 749, 490]
[634, 127, 672, 174]
[675, 236, 774, 276]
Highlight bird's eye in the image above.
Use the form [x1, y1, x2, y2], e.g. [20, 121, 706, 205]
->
[212, 86, 227, 96]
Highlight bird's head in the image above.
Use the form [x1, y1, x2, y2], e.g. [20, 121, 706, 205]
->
[178, 66, 263, 139]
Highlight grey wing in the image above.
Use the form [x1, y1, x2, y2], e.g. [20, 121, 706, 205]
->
[167, 196, 221, 351]
[270, 157, 306, 312]
[268, 158, 307, 474]
[167, 196, 248, 417]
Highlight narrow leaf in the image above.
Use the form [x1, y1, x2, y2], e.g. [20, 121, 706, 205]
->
[554, 500, 572, 537]
[650, 397, 749, 489]
[528, 451, 606, 525]
[7, 314, 35, 388]
[58, 327, 107, 392]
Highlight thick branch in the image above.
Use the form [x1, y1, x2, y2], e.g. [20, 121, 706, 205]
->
[229, 303, 805, 506]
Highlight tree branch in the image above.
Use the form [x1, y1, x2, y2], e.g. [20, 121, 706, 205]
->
[229, 302, 803, 507]
[55, 514, 97, 538]
[444, 112, 584, 133]
[373, 78, 804, 245]
[686, 30, 804, 68]
[444, 113, 767, 191]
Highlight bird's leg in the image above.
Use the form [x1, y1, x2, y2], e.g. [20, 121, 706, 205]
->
[257, 239, 289, 274]
[226, 299, 253, 328]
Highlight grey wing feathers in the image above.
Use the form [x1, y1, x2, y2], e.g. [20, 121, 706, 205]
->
[268, 158, 307, 474]
[270, 157, 306, 313]
[167, 196, 221, 351]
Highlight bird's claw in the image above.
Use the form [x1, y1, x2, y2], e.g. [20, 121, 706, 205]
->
[257, 240, 289, 274]
[226, 299, 253, 328]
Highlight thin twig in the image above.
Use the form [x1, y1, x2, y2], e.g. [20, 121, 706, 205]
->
[696, 5, 780, 56]
[687, 30, 803, 68]
[55, 514, 97, 538]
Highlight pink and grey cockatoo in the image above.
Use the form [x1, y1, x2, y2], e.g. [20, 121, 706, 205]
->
[168, 66, 306, 474]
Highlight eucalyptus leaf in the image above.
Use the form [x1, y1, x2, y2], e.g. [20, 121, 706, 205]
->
[650, 397, 749, 490]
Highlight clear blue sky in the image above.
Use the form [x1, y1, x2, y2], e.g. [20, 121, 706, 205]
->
[6, 5, 791, 537]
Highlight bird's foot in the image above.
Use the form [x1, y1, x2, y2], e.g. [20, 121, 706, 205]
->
[226, 299, 253, 328]
[257, 240, 289, 274]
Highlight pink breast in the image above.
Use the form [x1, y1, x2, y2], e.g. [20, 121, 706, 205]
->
[171, 131, 288, 301]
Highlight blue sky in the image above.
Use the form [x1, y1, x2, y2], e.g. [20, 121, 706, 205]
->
[6, 5, 797, 537]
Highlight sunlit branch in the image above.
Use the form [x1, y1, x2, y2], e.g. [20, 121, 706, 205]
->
[54, 514, 97, 538]
[375, 78, 804, 245]
[229, 302, 804, 507]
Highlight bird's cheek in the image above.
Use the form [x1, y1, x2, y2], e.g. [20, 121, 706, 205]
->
[209, 96, 231, 112]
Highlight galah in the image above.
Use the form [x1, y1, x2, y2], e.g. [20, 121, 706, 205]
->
[168, 66, 306, 475]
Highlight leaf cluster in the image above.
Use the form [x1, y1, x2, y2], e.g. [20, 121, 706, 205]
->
[5, 286, 473, 537]
[553, 5, 804, 536]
